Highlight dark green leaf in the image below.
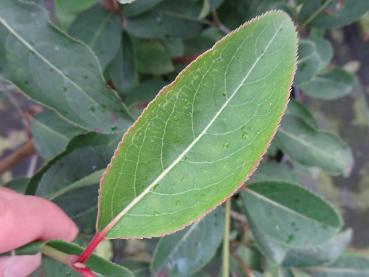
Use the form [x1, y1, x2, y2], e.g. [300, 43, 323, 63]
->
[300, 68, 356, 100]
[69, 5, 121, 68]
[151, 209, 224, 277]
[136, 41, 174, 75]
[286, 100, 318, 129]
[122, 0, 163, 17]
[295, 40, 320, 85]
[30, 110, 85, 159]
[54, 0, 97, 29]
[311, 0, 369, 29]
[106, 32, 137, 94]
[282, 229, 352, 268]
[125, 0, 203, 39]
[277, 116, 354, 176]
[0, 0, 132, 133]
[249, 161, 298, 184]
[242, 182, 342, 247]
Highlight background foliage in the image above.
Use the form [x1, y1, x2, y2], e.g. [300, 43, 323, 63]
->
[1, 0, 369, 276]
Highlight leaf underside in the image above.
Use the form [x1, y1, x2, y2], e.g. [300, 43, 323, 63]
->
[97, 11, 298, 238]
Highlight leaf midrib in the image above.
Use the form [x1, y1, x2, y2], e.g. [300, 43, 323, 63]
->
[102, 21, 286, 232]
[0, 17, 101, 108]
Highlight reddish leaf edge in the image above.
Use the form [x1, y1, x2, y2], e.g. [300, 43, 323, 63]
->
[76, 9, 298, 267]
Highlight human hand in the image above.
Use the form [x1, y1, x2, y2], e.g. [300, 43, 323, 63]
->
[0, 187, 78, 277]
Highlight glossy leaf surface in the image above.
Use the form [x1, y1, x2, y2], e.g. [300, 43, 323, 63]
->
[0, 0, 131, 133]
[151, 208, 224, 277]
[242, 182, 342, 247]
[98, 11, 297, 238]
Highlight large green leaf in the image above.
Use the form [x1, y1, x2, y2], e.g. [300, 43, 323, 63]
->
[151, 208, 224, 276]
[0, 0, 132, 133]
[276, 116, 354, 176]
[69, 5, 121, 68]
[97, 11, 297, 238]
[30, 110, 85, 159]
[242, 182, 342, 247]
[300, 68, 356, 100]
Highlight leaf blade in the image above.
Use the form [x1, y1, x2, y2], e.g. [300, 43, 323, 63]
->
[98, 11, 298, 238]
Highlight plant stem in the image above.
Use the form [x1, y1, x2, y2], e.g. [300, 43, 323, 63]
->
[75, 232, 105, 264]
[222, 198, 231, 277]
[299, 0, 334, 30]
[0, 140, 35, 174]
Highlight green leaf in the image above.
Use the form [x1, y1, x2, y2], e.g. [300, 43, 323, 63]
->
[249, 161, 298, 184]
[54, 0, 97, 29]
[286, 100, 318, 129]
[121, 261, 151, 277]
[242, 182, 342, 247]
[69, 5, 121, 69]
[295, 40, 320, 85]
[277, 116, 354, 176]
[3, 177, 29, 193]
[125, 79, 166, 117]
[300, 68, 356, 100]
[122, 0, 163, 17]
[0, 0, 132, 133]
[308, 36, 333, 71]
[42, 240, 134, 277]
[106, 32, 137, 94]
[311, 0, 369, 29]
[30, 110, 85, 159]
[31, 133, 119, 229]
[307, 255, 369, 277]
[282, 229, 352, 268]
[97, 11, 297, 238]
[136, 41, 174, 75]
[151, 208, 224, 276]
[125, 0, 203, 39]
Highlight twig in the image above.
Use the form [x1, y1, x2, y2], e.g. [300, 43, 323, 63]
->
[232, 253, 253, 277]
[212, 11, 231, 34]
[0, 140, 36, 175]
[230, 210, 247, 224]
[222, 198, 231, 277]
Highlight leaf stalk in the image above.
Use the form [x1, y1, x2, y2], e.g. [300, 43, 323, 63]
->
[222, 198, 231, 277]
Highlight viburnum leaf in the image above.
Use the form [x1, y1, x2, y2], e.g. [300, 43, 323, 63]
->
[97, 11, 297, 238]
